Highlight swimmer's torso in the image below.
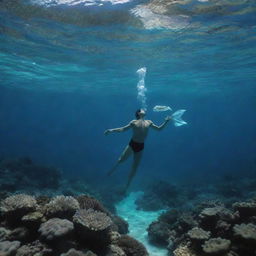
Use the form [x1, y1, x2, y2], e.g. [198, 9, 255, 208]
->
[131, 119, 152, 143]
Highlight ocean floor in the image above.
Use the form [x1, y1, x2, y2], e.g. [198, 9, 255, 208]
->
[116, 191, 168, 256]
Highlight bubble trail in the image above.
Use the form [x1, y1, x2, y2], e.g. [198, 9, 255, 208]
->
[136, 67, 147, 111]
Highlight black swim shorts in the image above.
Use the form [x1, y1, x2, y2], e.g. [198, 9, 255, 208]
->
[129, 139, 144, 153]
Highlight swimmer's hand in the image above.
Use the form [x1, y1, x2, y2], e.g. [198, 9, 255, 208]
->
[165, 116, 172, 122]
[104, 129, 112, 135]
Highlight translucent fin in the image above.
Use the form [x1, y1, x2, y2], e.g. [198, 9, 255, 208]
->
[172, 109, 187, 127]
[153, 105, 172, 112]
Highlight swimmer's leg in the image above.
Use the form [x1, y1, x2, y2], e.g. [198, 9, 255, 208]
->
[124, 151, 143, 192]
[107, 145, 133, 176]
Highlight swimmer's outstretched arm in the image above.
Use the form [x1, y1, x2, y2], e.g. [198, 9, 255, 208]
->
[104, 121, 134, 135]
[150, 116, 171, 131]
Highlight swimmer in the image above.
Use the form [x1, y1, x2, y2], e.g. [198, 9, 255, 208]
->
[104, 109, 171, 193]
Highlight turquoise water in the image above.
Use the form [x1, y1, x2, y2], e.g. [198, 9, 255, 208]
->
[1, 0, 256, 186]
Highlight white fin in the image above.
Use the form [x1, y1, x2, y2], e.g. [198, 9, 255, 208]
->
[172, 109, 187, 127]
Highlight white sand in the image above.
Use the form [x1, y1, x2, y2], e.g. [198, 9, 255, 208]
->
[116, 191, 169, 256]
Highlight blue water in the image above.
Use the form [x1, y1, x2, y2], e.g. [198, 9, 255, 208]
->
[0, 0, 256, 191]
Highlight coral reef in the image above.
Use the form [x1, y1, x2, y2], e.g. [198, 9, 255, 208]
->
[202, 237, 231, 254]
[39, 218, 74, 241]
[147, 198, 256, 256]
[233, 223, 256, 242]
[0, 240, 21, 256]
[16, 240, 52, 256]
[0, 194, 37, 225]
[44, 196, 80, 219]
[0, 193, 147, 256]
[73, 208, 113, 251]
[116, 235, 149, 256]
[60, 249, 97, 256]
[76, 195, 110, 215]
[111, 216, 129, 235]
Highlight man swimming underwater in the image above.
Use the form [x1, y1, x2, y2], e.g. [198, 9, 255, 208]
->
[104, 109, 171, 192]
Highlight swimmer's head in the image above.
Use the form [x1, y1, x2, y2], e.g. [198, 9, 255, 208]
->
[135, 109, 146, 119]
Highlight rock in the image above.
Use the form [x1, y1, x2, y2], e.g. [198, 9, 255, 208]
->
[202, 237, 231, 255]
[39, 218, 74, 242]
[0, 240, 21, 256]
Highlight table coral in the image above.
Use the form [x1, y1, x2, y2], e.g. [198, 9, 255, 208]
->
[0, 240, 21, 256]
[233, 223, 256, 241]
[0, 194, 37, 215]
[202, 237, 231, 255]
[45, 195, 80, 219]
[187, 227, 211, 241]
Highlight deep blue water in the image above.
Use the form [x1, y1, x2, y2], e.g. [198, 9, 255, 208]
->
[0, 0, 256, 190]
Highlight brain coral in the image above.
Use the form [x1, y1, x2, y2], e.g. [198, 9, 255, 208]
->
[202, 237, 231, 255]
[45, 196, 80, 219]
[117, 235, 149, 256]
[39, 218, 74, 241]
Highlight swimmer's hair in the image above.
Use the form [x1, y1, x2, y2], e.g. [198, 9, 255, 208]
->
[135, 109, 141, 120]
